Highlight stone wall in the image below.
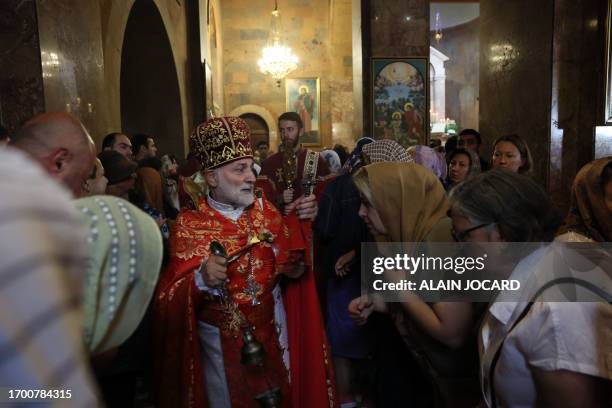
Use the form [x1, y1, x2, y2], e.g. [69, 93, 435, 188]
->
[221, 0, 353, 150]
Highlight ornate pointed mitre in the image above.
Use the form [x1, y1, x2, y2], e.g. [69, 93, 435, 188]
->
[190, 116, 253, 169]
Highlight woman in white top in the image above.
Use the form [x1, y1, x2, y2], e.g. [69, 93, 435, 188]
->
[448, 169, 612, 407]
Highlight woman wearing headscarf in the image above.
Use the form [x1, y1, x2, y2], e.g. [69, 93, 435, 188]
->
[557, 157, 612, 242]
[75, 196, 163, 406]
[348, 162, 481, 407]
[129, 166, 171, 240]
[361, 138, 412, 164]
[320, 149, 342, 174]
[317, 138, 423, 406]
[445, 148, 481, 191]
[314, 138, 374, 407]
[341, 137, 374, 174]
[407, 145, 448, 181]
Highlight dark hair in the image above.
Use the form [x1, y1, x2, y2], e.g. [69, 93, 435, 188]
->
[0, 125, 8, 141]
[256, 140, 269, 149]
[102, 132, 122, 149]
[140, 156, 162, 171]
[602, 162, 612, 186]
[333, 144, 349, 165]
[492, 134, 533, 174]
[449, 169, 563, 242]
[131, 133, 153, 156]
[459, 128, 482, 145]
[278, 112, 303, 129]
[448, 148, 474, 166]
[98, 150, 137, 185]
[444, 135, 459, 164]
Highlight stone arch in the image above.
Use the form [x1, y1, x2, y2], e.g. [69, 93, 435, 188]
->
[103, 0, 189, 154]
[229, 105, 279, 150]
[120, 0, 184, 159]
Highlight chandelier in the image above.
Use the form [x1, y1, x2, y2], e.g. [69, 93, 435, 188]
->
[257, 0, 298, 86]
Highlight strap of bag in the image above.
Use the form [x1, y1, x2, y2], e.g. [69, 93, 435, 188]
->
[489, 277, 612, 408]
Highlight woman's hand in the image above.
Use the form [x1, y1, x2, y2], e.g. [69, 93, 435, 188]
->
[348, 296, 375, 325]
[335, 249, 356, 277]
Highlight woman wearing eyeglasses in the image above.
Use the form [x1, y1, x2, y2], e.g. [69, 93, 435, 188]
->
[448, 169, 612, 407]
[347, 162, 481, 407]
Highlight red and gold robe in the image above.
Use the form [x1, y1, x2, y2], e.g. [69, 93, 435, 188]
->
[153, 196, 336, 407]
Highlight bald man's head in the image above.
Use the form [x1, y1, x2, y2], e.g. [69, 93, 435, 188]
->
[12, 112, 96, 197]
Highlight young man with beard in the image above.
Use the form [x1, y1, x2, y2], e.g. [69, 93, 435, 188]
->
[154, 116, 336, 408]
[260, 112, 329, 211]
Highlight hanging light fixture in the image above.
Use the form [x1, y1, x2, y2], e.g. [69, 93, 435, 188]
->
[434, 12, 443, 43]
[257, 0, 298, 87]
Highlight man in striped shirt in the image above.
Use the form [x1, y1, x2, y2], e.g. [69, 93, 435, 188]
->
[0, 146, 99, 406]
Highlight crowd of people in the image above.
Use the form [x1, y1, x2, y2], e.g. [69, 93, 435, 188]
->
[0, 112, 610, 408]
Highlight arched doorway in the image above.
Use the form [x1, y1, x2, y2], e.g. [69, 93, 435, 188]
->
[229, 105, 278, 150]
[120, 0, 184, 159]
[240, 113, 269, 151]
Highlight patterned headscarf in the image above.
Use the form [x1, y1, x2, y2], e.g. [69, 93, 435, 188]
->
[320, 149, 341, 174]
[408, 145, 448, 180]
[559, 157, 612, 242]
[362, 139, 413, 164]
[343, 137, 375, 173]
[76, 196, 163, 355]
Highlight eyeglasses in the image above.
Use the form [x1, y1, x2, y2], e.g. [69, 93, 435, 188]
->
[451, 223, 493, 242]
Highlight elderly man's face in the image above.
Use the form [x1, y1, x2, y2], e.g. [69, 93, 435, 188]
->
[112, 134, 133, 159]
[207, 158, 256, 208]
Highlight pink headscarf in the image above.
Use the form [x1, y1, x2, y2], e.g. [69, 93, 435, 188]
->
[408, 145, 447, 180]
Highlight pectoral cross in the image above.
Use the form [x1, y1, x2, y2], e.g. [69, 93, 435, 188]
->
[244, 275, 262, 306]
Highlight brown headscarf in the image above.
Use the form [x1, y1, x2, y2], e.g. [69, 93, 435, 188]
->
[353, 162, 450, 242]
[137, 167, 165, 215]
[560, 157, 612, 242]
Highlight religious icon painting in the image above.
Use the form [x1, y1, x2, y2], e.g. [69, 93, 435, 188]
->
[372, 57, 429, 147]
[285, 77, 321, 146]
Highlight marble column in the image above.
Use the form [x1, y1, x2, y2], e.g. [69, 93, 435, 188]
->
[0, 0, 45, 134]
[550, 0, 608, 213]
[479, 0, 554, 187]
[36, 0, 108, 141]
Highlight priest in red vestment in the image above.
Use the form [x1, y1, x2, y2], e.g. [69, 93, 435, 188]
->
[153, 116, 336, 408]
[260, 112, 330, 209]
